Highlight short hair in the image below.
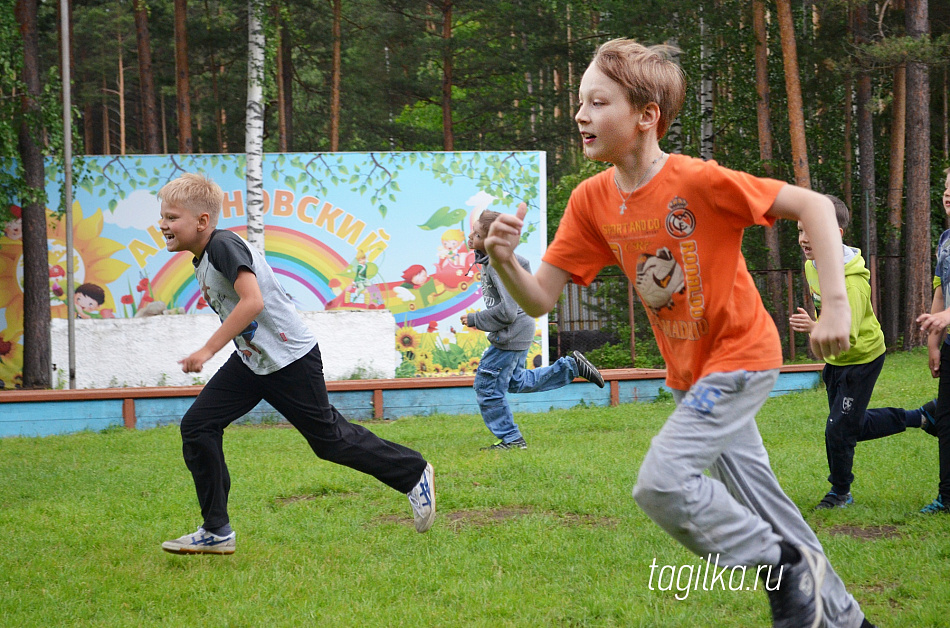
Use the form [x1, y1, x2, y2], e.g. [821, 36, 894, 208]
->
[591, 39, 686, 139]
[825, 194, 850, 230]
[157, 173, 223, 227]
[476, 210, 501, 235]
[76, 282, 105, 305]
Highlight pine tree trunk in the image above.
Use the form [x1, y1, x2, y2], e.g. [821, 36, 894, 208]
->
[276, 8, 293, 152]
[441, 0, 453, 151]
[884, 64, 906, 346]
[101, 75, 110, 154]
[133, 0, 161, 154]
[753, 0, 788, 354]
[117, 32, 126, 155]
[15, 0, 51, 389]
[903, 0, 931, 349]
[207, 1, 227, 152]
[776, 0, 810, 188]
[245, 0, 265, 252]
[329, 0, 341, 151]
[174, 0, 192, 153]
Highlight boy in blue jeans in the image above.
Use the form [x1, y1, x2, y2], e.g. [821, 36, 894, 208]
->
[462, 208, 604, 450]
[790, 194, 935, 510]
[157, 173, 435, 555]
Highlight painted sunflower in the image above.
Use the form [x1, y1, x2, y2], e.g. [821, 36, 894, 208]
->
[415, 355, 436, 375]
[0, 324, 23, 390]
[395, 326, 421, 352]
[45, 202, 130, 319]
[526, 345, 543, 369]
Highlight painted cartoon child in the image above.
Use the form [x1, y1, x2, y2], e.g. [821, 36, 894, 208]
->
[348, 250, 370, 304]
[397, 264, 438, 307]
[74, 283, 106, 319]
[438, 228, 466, 267]
[3, 206, 22, 241]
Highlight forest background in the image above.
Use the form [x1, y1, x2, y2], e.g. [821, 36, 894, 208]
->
[2, 0, 949, 388]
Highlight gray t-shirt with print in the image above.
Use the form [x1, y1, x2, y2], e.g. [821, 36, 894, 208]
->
[194, 229, 316, 374]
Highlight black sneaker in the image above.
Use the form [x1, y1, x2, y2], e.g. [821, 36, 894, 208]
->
[815, 491, 853, 509]
[572, 350, 605, 388]
[481, 437, 528, 450]
[920, 399, 938, 437]
[761, 544, 826, 628]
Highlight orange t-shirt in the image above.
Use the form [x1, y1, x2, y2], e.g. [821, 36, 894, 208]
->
[544, 154, 785, 390]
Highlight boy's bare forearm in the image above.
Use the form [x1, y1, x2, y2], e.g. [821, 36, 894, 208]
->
[769, 186, 850, 358]
[485, 206, 568, 317]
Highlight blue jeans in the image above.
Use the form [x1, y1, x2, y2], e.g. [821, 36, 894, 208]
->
[474, 345, 577, 442]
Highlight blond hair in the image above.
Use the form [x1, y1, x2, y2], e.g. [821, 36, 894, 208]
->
[591, 39, 685, 139]
[442, 228, 464, 243]
[157, 173, 224, 227]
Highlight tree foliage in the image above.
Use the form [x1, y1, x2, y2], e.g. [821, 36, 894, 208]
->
[3, 0, 950, 355]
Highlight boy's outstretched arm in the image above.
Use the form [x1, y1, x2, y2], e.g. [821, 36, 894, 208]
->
[485, 203, 570, 317]
[918, 285, 948, 378]
[179, 269, 264, 373]
[767, 185, 850, 360]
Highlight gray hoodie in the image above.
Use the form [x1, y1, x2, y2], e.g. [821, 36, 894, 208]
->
[466, 250, 537, 351]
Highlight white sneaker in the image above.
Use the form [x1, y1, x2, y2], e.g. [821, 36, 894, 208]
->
[161, 527, 236, 554]
[407, 462, 436, 533]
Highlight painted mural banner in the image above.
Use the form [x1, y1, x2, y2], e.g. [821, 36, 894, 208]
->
[0, 152, 547, 389]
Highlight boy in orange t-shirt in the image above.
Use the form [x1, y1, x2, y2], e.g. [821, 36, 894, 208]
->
[485, 39, 874, 628]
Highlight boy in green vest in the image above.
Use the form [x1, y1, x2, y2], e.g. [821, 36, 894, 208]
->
[790, 194, 935, 509]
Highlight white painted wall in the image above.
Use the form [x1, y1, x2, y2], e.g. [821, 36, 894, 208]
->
[51, 310, 396, 389]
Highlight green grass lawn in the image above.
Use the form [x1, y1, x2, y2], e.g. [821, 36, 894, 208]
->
[2, 349, 948, 627]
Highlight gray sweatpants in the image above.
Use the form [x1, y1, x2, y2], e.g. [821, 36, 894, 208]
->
[632, 369, 865, 628]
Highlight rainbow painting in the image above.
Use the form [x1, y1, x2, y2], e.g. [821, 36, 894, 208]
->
[150, 226, 349, 312]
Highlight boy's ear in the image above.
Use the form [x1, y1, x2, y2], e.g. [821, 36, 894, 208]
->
[638, 102, 662, 131]
[196, 212, 211, 231]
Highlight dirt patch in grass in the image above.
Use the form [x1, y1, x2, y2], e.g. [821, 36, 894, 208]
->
[377, 506, 618, 529]
[275, 491, 357, 504]
[826, 524, 900, 541]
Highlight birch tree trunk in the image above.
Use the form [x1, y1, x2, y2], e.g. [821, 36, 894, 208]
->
[776, 0, 810, 188]
[15, 0, 51, 388]
[245, 0, 265, 253]
[903, 0, 931, 349]
[883, 64, 906, 346]
[753, 0, 788, 353]
[699, 14, 713, 160]
[855, 3, 876, 267]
